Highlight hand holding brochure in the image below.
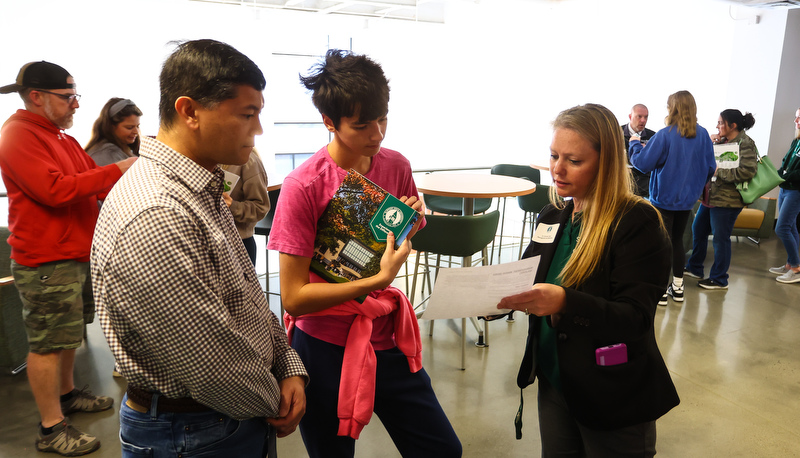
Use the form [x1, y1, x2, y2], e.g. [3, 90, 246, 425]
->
[310, 170, 419, 297]
[714, 143, 740, 169]
[421, 256, 540, 320]
[222, 169, 240, 192]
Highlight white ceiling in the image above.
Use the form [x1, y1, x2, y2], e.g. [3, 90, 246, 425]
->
[725, 0, 800, 7]
[187, 0, 800, 25]
[189, 0, 447, 23]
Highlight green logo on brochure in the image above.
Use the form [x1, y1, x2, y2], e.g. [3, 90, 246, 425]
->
[370, 194, 416, 242]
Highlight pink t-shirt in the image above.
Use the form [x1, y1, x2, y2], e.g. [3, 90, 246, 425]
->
[268, 145, 424, 349]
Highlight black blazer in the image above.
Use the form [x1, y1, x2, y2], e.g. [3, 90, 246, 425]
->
[516, 200, 679, 430]
[622, 124, 656, 157]
[623, 125, 657, 197]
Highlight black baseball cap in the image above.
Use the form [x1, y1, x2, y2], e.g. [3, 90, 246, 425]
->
[0, 61, 74, 94]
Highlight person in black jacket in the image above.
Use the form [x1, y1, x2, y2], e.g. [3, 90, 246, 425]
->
[622, 103, 656, 197]
[498, 104, 679, 457]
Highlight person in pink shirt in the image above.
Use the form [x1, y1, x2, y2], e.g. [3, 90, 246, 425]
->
[268, 49, 461, 457]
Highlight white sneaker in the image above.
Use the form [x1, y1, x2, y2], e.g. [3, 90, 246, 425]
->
[769, 266, 790, 275]
[667, 283, 684, 302]
[776, 270, 800, 284]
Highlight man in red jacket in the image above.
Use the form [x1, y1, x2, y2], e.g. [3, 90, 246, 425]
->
[0, 61, 135, 456]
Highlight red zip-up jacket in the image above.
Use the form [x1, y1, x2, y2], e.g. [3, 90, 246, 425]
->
[0, 109, 122, 266]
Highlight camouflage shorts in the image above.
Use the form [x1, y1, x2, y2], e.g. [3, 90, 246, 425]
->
[10, 260, 95, 354]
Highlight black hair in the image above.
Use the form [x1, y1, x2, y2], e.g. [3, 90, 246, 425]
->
[159, 39, 265, 128]
[720, 109, 755, 132]
[299, 49, 390, 129]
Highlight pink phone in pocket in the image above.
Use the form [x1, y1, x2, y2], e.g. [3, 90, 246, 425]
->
[595, 343, 627, 366]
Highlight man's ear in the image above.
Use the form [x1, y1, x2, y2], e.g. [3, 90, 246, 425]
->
[322, 114, 336, 133]
[174, 96, 199, 130]
[26, 90, 46, 108]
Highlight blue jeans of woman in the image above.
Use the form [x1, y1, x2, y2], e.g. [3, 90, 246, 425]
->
[118, 393, 273, 457]
[686, 204, 743, 286]
[776, 188, 800, 267]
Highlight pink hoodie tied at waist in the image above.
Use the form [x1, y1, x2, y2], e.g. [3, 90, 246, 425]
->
[284, 274, 422, 439]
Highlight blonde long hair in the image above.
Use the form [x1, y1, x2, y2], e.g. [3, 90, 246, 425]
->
[549, 104, 660, 287]
[665, 90, 698, 138]
[795, 107, 800, 140]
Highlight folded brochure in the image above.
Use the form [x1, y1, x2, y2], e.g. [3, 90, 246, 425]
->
[714, 142, 740, 170]
[222, 169, 240, 192]
[310, 170, 419, 300]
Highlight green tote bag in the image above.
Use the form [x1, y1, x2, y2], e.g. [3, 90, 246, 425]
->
[736, 154, 784, 204]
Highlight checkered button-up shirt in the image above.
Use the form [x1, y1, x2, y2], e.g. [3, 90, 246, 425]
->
[92, 136, 306, 420]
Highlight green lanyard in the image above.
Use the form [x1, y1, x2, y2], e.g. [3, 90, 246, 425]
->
[516, 214, 581, 440]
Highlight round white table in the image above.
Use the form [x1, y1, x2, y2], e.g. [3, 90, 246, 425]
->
[414, 173, 536, 365]
[416, 173, 536, 216]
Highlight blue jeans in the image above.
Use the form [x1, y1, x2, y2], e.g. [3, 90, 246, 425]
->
[119, 393, 273, 457]
[776, 188, 800, 267]
[686, 205, 743, 286]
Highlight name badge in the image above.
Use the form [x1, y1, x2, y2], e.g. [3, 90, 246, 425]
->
[532, 223, 559, 244]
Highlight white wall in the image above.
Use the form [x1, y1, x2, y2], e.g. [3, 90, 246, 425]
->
[0, 0, 775, 177]
[768, 9, 800, 171]
[720, 7, 800, 198]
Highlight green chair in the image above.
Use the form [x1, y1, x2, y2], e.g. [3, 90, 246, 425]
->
[490, 164, 540, 183]
[409, 211, 500, 370]
[0, 226, 28, 375]
[422, 193, 493, 216]
[732, 197, 777, 244]
[517, 183, 551, 258]
[490, 164, 541, 261]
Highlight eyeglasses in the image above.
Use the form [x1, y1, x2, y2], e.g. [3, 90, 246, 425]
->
[35, 89, 81, 104]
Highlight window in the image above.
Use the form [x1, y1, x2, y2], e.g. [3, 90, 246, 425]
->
[268, 37, 353, 177]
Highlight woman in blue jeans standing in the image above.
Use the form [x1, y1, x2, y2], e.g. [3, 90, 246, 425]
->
[771, 108, 800, 284]
[685, 109, 758, 289]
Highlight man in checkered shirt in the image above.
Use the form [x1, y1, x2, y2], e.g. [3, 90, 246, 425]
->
[91, 39, 307, 457]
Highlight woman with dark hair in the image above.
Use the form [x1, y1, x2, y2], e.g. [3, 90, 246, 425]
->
[771, 108, 800, 284]
[629, 90, 716, 304]
[498, 104, 679, 457]
[85, 97, 142, 166]
[685, 109, 758, 289]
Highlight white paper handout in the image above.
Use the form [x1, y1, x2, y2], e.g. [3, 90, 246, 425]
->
[421, 256, 540, 320]
[222, 170, 240, 192]
[714, 143, 740, 169]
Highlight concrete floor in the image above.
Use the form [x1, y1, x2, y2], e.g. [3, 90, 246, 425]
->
[1, 236, 799, 457]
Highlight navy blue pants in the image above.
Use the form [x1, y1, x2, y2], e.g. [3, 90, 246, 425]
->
[242, 236, 257, 267]
[291, 328, 462, 458]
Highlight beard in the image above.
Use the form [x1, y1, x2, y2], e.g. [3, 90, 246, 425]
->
[43, 97, 74, 130]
